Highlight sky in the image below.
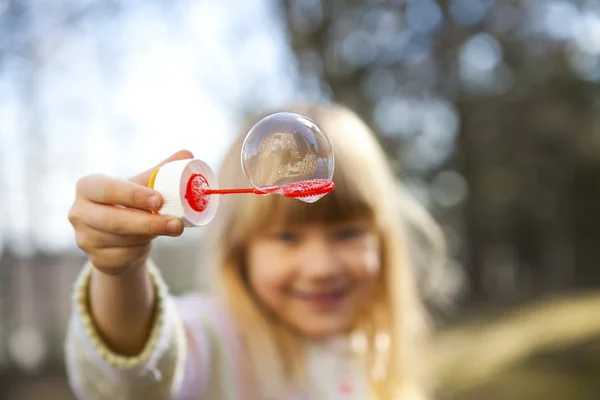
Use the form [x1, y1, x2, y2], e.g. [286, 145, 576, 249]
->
[0, 0, 301, 256]
[2, 0, 600, 257]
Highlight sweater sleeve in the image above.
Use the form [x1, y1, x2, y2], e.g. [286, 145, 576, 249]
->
[64, 260, 188, 400]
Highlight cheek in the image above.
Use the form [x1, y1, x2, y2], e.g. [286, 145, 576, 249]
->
[343, 236, 381, 278]
[353, 244, 381, 305]
[246, 243, 292, 301]
[363, 247, 380, 276]
[358, 253, 380, 297]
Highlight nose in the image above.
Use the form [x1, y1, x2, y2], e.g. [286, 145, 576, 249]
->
[298, 236, 342, 279]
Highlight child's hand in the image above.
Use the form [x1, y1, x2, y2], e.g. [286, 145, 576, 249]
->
[68, 150, 193, 274]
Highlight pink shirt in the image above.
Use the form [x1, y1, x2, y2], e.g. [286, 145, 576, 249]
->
[64, 262, 368, 399]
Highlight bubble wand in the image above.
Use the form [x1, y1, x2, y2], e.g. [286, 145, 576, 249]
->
[148, 112, 335, 227]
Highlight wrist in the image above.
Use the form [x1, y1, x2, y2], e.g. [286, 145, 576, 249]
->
[90, 259, 152, 296]
[91, 252, 150, 278]
[73, 259, 167, 362]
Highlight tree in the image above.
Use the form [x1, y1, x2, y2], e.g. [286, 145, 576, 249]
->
[280, 0, 600, 311]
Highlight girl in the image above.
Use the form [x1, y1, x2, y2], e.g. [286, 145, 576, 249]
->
[65, 103, 446, 399]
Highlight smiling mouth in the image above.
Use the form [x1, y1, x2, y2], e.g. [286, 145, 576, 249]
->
[290, 287, 351, 309]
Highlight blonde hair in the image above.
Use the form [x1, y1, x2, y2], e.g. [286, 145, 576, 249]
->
[203, 103, 445, 399]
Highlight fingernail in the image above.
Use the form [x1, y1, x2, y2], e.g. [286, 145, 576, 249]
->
[148, 195, 161, 210]
[167, 219, 182, 235]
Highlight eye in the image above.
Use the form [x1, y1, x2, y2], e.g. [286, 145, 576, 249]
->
[333, 228, 365, 241]
[275, 231, 299, 243]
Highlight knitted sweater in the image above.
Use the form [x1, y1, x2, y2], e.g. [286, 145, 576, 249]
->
[64, 261, 368, 399]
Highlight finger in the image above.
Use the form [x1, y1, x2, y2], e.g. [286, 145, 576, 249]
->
[75, 229, 153, 251]
[131, 149, 194, 187]
[76, 201, 183, 237]
[77, 174, 163, 211]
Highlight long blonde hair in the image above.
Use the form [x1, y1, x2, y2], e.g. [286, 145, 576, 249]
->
[203, 103, 445, 399]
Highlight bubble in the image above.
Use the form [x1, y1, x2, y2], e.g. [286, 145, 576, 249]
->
[241, 112, 335, 202]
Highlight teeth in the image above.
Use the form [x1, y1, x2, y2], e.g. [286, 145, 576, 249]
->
[296, 287, 347, 297]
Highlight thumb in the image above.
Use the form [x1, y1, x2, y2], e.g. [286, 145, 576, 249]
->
[131, 149, 194, 186]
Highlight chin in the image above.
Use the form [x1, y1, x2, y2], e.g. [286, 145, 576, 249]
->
[295, 320, 352, 340]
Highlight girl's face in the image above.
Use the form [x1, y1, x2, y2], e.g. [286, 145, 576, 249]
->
[246, 219, 381, 339]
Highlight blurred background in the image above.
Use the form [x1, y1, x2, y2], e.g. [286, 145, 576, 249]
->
[2, 0, 600, 398]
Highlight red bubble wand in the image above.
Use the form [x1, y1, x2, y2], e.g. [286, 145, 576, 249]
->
[148, 112, 335, 226]
[183, 173, 335, 212]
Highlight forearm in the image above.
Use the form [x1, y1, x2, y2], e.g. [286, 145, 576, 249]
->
[66, 262, 241, 400]
[66, 261, 189, 400]
[89, 261, 156, 356]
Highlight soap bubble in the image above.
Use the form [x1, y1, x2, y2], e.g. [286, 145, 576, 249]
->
[241, 112, 335, 192]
